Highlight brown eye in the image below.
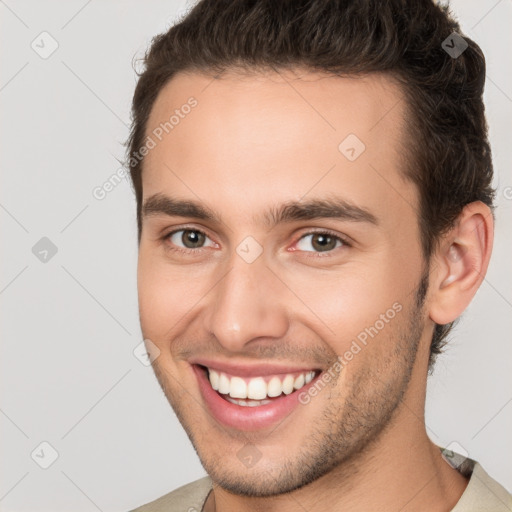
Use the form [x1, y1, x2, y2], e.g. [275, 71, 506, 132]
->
[167, 229, 215, 250]
[296, 232, 344, 253]
[181, 229, 205, 248]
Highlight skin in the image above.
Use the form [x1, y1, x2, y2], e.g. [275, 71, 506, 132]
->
[137, 69, 493, 511]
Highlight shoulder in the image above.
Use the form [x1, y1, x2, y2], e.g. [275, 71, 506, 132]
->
[452, 461, 512, 512]
[129, 476, 213, 512]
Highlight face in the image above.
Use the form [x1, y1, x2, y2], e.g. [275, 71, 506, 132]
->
[137, 69, 431, 496]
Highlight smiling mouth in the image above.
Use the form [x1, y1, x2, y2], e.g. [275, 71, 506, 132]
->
[198, 365, 321, 407]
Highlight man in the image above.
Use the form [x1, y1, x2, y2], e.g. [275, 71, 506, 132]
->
[127, 0, 511, 510]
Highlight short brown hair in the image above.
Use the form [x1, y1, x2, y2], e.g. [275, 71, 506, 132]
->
[125, 0, 495, 368]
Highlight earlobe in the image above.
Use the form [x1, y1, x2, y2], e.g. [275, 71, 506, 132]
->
[429, 202, 494, 325]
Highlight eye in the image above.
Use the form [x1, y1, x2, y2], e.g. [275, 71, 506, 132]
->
[295, 231, 347, 253]
[162, 227, 349, 257]
[165, 228, 217, 253]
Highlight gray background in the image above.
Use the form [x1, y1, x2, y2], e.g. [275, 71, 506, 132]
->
[0, 1, 510, 510]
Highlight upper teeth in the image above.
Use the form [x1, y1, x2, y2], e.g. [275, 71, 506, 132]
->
[207, 368, 316, 400]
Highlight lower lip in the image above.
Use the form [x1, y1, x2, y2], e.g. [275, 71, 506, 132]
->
[192, 365, 318, 431]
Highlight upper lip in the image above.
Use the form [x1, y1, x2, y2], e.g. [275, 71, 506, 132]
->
[190, 358, 321, 378]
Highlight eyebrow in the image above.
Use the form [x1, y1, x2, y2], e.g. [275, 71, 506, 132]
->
[142, 193, 378, 228]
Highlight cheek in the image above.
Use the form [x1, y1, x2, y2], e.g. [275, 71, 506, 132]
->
[282, 259, 415, 361]
[137, 251, 177, 338]
[137, 249, 212, 340]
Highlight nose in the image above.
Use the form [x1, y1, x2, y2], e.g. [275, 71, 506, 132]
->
[202, 253, 289, 352]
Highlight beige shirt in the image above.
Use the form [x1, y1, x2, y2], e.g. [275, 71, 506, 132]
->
[131, 459, 512, 511]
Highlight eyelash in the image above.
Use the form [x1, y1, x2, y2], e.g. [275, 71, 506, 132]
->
[162, 227, 351, 258]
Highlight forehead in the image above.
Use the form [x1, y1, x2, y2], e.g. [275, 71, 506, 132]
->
[142, 69, 415, 226]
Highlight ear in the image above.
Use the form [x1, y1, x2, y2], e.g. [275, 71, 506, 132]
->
[428, 201, 494, 325]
